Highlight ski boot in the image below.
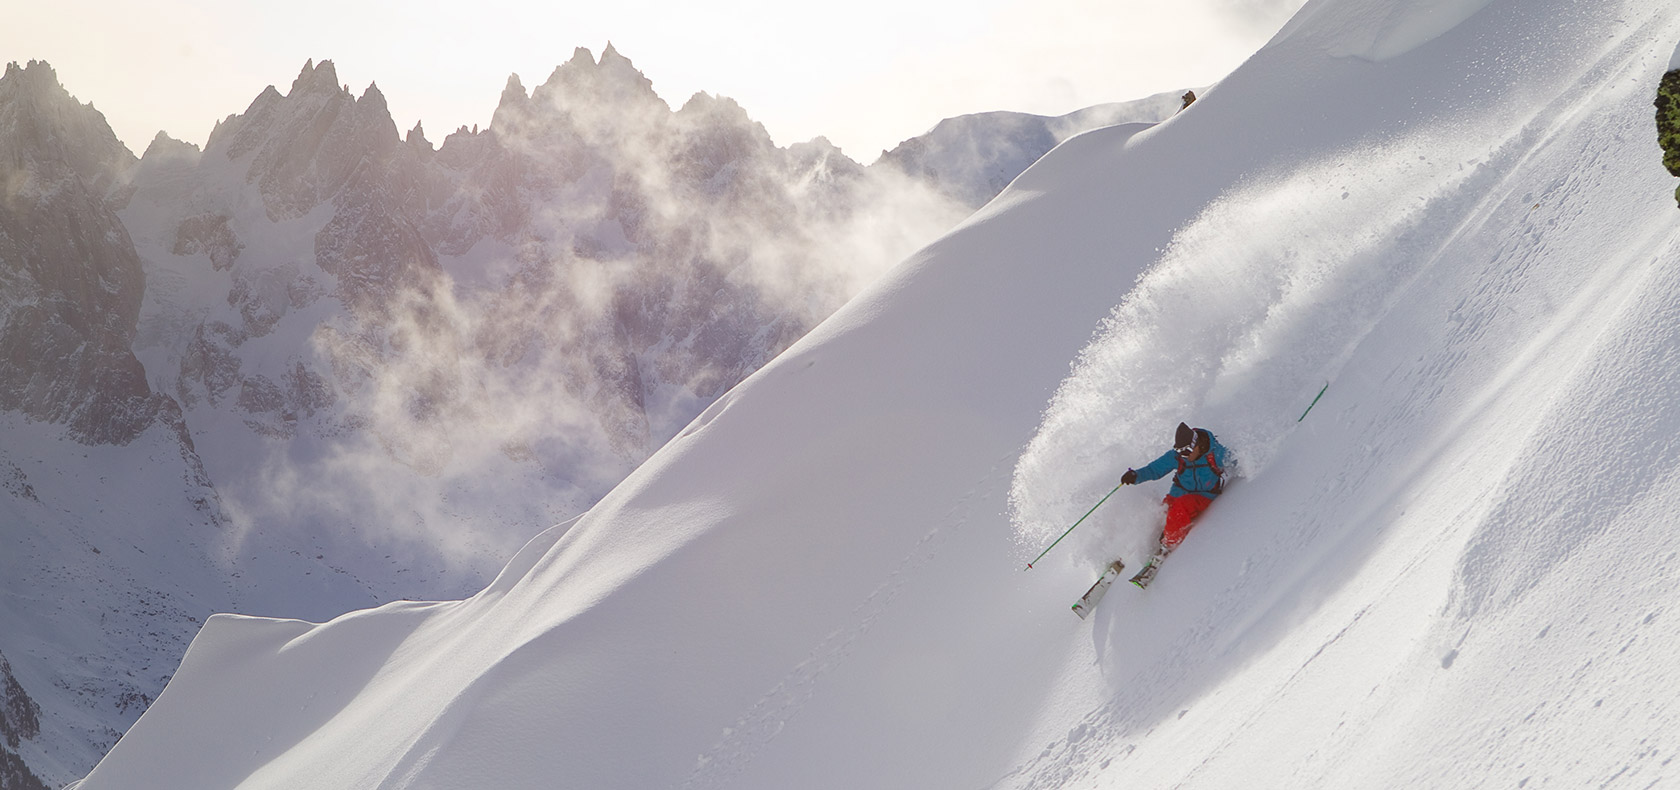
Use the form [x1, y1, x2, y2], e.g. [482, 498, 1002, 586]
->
[1129, 547, 1170, 589]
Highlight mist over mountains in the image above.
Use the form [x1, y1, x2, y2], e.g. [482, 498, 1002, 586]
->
[0, 47, 1182, 786]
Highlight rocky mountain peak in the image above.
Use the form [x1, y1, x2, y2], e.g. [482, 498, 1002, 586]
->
[598, 42, 635, 75]
[199, 58, 402, 219]
[142, 130, 199, 158]
[3, 59, 61, 96]
[290, 58, 345, 98]
[134, 131, 203, 181]
[406, 121, 431, 150]
[0, 62, 159, 446]
[358, 81, 388, 112]
[490, 73, 530, 132]
[0, 59, 136, 196]
[532, 44, 665, 115]
[501, 73, 528, 106]
[677, 91, 756, 126]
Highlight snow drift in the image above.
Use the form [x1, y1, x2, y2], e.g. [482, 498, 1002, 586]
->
[78, 0, 1680, 787]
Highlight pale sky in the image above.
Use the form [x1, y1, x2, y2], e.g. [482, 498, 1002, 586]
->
[7, 0, 1305, 162]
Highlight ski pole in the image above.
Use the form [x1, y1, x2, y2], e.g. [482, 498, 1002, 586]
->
[1025, 482, 1125, 569]
[1298, 381, 1329, 422]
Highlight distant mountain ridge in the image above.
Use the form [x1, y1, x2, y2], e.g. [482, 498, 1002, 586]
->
[0, 48, 1185, 786]
[877, 92, 1190, 207]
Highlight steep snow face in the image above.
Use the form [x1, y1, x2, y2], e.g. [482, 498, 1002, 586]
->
[76, 1, 1680, 790]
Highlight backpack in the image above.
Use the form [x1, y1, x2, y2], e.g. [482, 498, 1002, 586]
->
[1175, 430, 1225, 495]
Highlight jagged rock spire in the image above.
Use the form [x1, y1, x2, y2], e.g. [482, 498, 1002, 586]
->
[289, 59, 344, 97]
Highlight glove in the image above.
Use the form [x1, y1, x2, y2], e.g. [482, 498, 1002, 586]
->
[1121, 469, 1138, 486]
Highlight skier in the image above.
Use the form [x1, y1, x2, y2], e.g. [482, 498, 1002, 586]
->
[1119, 422, 1230, 588]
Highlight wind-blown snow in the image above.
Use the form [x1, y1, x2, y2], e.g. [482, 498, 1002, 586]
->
[76, 0, 1680, 788]
[1010, 125, 1496, 568]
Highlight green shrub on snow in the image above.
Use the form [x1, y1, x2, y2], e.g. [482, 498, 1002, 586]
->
[1657, 69, 1680, 206]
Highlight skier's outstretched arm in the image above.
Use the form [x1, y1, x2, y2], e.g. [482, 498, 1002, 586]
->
[1124, 451, 1179, 486]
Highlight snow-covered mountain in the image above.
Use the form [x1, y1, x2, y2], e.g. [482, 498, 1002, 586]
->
[0, 48, 1188, 787]
[67, 0, 1680, 787]
[876, 91, 1192, 208]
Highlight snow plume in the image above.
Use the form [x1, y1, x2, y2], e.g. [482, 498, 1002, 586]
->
[196, 48, 971, 597]
[218, 308, 613, 601]
[205, 266, 633, 604]
[1008, 126, 1496, 570]
[434, 51, 969, 450]
[484, 54, 971, 327]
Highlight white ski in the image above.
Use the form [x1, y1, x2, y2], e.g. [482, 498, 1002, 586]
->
[1071, 560, 1125, 620]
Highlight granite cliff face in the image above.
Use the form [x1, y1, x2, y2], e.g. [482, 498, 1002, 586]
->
[0, 61, 162, 446]
[211, 59, 402, 222]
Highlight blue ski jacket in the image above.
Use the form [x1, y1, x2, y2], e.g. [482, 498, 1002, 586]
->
[1133, 430, 1230, 500]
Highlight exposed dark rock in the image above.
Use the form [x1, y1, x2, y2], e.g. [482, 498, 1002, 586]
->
[0, 653, 41, 749]
[228, 263, 309, 337]
[0, 461, 35, 502]
[177, 321, 246, 407]
[0, 747, 49, 790]
[209, 60, 401, 221]
[0, 653, 48, 788]
[314, 162, 443, 321]
[0, 60, 162, 445]
[286, 360, 336, 413]
[173, 212, 242, 270]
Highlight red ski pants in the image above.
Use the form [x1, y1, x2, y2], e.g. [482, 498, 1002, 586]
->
[1160, 494, 1214, 551]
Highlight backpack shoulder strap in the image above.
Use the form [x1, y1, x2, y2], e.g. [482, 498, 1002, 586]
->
[1197, 430, 1224, 494]
[1202, 432, 1223, 477]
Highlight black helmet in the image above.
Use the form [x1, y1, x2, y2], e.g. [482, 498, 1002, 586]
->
[1175, 422, 1195, 451]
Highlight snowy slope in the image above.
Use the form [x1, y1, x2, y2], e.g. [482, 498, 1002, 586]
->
[77, 0, 1680, 788]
